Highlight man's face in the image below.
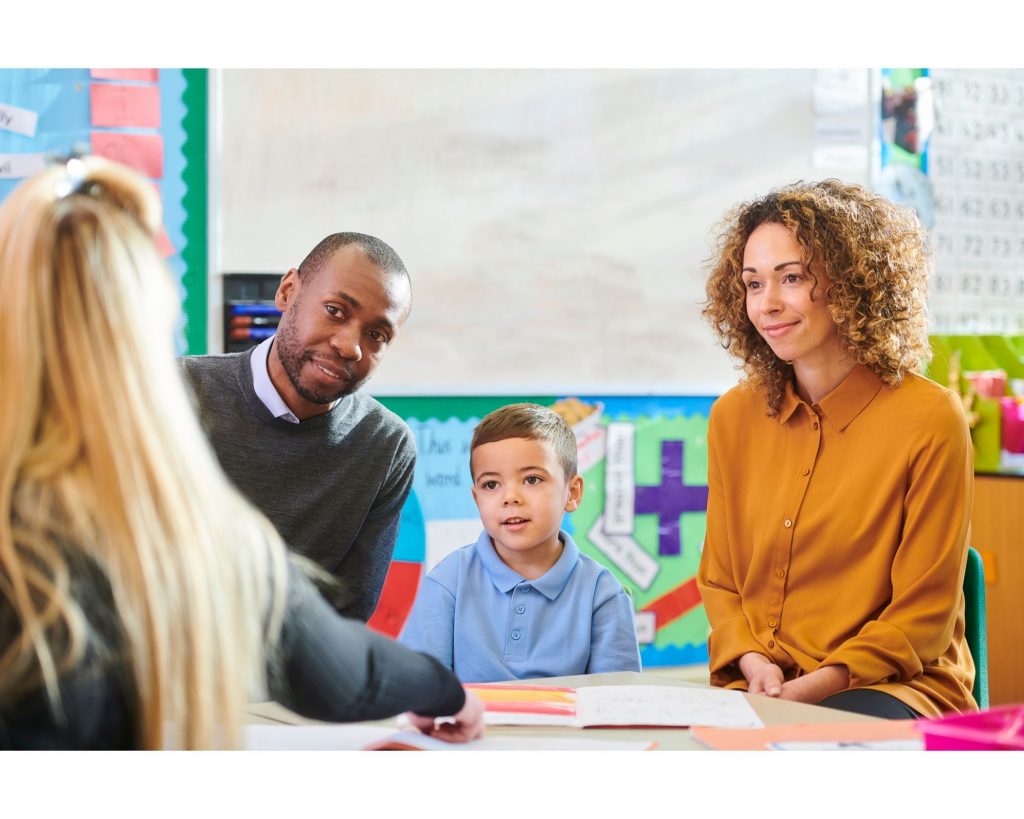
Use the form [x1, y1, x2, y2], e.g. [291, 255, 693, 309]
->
[269, 244, 411, 420]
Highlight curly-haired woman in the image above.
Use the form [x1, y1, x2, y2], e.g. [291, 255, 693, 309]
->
[697, 179, 976, 719]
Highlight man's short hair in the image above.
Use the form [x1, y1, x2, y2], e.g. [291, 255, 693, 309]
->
[297, 232, 407, 282]
[470, 403, 578, 481]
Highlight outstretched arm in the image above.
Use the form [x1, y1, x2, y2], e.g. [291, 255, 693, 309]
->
[271, 563, 465, 723]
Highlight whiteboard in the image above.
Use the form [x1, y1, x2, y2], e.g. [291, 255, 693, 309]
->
[216, 69, 869, 394]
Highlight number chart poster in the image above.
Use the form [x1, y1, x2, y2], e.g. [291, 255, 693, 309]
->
[880, 68, 1024, 335]
[927, 69, 1024, 335]
[368, 395, 715, 668]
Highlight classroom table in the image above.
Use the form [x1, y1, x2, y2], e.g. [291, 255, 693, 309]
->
[246, 670, 882, 750]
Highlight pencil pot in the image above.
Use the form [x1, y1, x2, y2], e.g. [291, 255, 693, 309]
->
[918, 704, 1024, 750]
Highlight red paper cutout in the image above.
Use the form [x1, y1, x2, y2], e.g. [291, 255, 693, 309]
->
[91, 132, 163, 178]
[639, 576, 702, 631]
[90, 69, 159, 82]
[366, 561, 423, 638]
[90, 83, 161, 129]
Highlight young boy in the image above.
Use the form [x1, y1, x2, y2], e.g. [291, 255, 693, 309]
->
[400, 403, 641, 682]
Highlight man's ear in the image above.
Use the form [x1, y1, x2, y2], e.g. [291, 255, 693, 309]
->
[275, 268, 301, 311]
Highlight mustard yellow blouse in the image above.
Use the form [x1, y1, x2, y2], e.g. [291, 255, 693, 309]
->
[697, 364, 976, 716]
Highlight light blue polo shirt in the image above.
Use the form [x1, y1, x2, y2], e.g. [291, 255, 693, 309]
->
[400, 529, 641, 683]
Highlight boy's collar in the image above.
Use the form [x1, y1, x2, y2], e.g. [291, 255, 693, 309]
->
[474, 529, 580, 600]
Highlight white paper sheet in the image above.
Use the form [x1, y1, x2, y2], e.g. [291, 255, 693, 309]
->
[576, 685, 763, 729]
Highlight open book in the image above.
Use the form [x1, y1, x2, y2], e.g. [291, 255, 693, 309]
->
[466, 683, 763, 729]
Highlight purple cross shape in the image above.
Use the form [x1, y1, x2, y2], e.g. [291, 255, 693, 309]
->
[633, 440, 709, 556]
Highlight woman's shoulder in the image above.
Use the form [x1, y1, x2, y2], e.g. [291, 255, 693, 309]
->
[710, 380, 769, 421]
[890, 372, 968, 416]
[882, 372, 971, 439]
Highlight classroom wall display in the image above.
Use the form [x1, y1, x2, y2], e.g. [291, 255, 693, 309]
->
[928, 69, 1024, 335]
[217, 69, 871, 394]
[878, 68, 1024, 336]
[0, 68, 208, 353]
[366, 395, 715, 668]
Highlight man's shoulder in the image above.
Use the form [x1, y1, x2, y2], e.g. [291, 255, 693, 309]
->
[180, 351, 249, 385]
[346, 394, 416, 448]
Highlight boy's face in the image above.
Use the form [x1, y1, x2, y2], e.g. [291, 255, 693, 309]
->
[471, 436, 583, 570]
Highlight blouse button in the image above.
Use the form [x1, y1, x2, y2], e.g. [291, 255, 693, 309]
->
[801, 468, 809, 476]
[812, 422, 819, 430]
[511, 630, 521, 640]
[515, 605, 525, 614]
[768, 618, 777, 628]
[768, 640, 775, 649]
[784, 519, 792, 528]
[775, 569, 785, 578]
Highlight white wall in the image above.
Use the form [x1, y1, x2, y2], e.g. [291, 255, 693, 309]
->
[216, 69, 870, 394]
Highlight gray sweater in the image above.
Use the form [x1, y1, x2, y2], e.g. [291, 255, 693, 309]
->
[181, 351, 416, 621]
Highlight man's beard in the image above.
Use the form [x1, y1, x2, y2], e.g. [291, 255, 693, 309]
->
[274, 320, 361, 404]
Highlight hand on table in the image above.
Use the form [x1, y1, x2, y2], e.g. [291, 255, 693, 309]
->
[405, 689, 485, 743]
[738, 652, 784, 697]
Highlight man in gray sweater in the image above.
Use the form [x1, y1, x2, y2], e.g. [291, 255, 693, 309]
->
[182, 233, 415, 621]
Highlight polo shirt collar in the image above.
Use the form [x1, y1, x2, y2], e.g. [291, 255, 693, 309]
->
[778, 363, 882, 431]
[474, 528, 581, 600]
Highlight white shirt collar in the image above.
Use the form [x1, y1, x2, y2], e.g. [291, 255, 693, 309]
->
[250, 337, 301, 424]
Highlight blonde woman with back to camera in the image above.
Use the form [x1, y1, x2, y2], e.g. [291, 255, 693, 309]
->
[0, 156, 483, 749]
[697, 179, 976, 719]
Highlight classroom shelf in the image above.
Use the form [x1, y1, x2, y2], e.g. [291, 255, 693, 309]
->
[222, 273, 282, 354]
[971, 473, 1024, 706]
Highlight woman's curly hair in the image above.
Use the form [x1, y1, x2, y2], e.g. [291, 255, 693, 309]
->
[702, 178, 931, 415]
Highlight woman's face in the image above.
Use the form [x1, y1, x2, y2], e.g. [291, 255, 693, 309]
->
[741, 221, 843, 370]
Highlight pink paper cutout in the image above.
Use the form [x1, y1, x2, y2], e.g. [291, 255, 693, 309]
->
[90, 69, 159, 82]
[155, 226, 175, 258]
[90, 84, 161, 129]
[91, 132, 164, 178]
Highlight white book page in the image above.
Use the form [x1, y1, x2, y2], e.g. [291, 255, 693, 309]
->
[575, 685, 763, 728]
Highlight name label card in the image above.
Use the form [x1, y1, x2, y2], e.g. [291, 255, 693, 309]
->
[0, 102, 39, 137]
[0, 153, 45, 178]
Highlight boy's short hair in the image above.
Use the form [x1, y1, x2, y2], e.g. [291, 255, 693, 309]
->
[471, 403, 578, 481]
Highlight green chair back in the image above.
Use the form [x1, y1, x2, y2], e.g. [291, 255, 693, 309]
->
[963, 547, 989, 709]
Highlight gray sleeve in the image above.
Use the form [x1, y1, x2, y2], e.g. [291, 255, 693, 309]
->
[328, 426, 416, 621]
[270, 562, 465, 722]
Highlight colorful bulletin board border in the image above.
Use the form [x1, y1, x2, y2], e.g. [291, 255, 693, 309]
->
[0, 68, 208, 353]
[370, 395, 716, 668]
